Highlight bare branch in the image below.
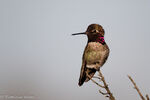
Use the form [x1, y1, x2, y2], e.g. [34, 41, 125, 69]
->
[146, 94, 150, 100]
[98, 70, 115, 100]
[99, 90, 108, 95]
[86, 73, 104, 88]
[93, 76, 101, 80]
[86, 70, 115, 100]
[128, 75, 145, 100]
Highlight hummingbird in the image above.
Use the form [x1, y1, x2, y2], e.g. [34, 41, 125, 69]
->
[72, 24, 110, 86]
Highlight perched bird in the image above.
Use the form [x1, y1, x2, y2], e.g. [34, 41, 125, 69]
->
[72, 24, 110, 86]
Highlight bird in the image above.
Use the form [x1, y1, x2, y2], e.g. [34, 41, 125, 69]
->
[72, 24, 110, 86]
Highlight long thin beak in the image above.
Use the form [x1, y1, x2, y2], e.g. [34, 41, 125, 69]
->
[72, 32, 86, 36]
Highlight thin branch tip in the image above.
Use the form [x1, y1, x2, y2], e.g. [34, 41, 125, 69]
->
[128, 75, 146, 100]
[146, 94, 150, 100]
[87, 69, 115, 100]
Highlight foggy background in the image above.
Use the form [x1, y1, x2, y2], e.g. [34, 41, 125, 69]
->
[0, 0, 150, 100]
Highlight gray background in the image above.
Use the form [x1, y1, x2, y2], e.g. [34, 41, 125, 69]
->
[0, 0, 150, 100]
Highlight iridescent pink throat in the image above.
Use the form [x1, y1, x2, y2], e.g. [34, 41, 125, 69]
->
[96, 36, 105, 45]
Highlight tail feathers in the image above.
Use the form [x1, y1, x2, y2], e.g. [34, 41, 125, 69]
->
[78, 71, 86, 86]
[78, 68, 96, 86]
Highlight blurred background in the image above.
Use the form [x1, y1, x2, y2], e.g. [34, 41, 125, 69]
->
[0, 0, 150, 100]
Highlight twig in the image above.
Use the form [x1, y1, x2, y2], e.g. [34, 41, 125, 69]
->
[93, 76, 101, 80]
[86, 73, 104, 88]
[146, 94, 150, 100]
[99, 89, 108, 95]
[98, 70, 115, 100]
[86, 70, 115, 100]
[128, 75, 145, 100]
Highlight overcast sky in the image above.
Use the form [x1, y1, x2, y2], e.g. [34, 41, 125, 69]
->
[0, 0, 150, 100]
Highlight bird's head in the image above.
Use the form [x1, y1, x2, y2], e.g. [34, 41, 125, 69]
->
[86, 24, 104, 37]
[72, 24, 104, 37]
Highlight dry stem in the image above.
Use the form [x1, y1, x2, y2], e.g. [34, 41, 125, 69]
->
[86, 73, 104, 88]
[128, 75, 149, 100]
[146, 94, 150, 100]
[98, 70, 115, 100]
[87, 70, 115, 100]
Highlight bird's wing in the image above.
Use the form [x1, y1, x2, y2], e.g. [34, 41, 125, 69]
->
[78, 45, 88, 86]
[78, 45, 96, 86]
[78, 57, 96, 86]
[78, 60, 86, 86]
